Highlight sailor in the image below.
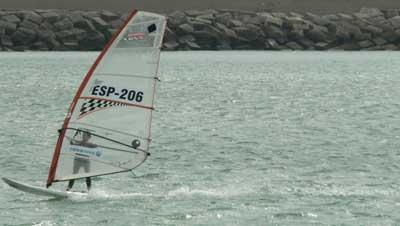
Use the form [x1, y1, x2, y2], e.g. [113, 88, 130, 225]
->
[66, 130, 97, 191]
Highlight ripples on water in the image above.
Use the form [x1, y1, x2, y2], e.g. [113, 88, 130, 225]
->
[1, 51, 400, 225]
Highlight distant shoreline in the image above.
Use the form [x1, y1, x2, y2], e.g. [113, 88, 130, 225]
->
[1, 8, 400, 51]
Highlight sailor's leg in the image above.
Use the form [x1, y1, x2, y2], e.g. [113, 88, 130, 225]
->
[86, 177, 91, 191]
[67, 179, 74, 191]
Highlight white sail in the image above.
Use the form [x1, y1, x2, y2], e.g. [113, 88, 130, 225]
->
[47, 11, 166, 186]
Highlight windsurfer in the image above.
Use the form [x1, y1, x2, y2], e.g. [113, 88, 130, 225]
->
[66, 130, 97, 191]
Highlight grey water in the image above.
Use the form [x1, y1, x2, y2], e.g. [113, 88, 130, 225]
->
[1, 51, 400, 226]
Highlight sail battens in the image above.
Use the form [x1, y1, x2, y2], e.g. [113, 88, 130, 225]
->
[95, 73, 160, 80]
[46, 11, 166, 187]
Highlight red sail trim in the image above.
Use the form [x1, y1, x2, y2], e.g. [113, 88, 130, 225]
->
[46, 10, 138, 188]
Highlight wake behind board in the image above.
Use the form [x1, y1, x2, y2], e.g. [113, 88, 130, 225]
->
[2, 177, 85, 198]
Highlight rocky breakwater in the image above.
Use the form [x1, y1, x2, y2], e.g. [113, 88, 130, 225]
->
[165, 8, 400, 50]
[0, 9, 126, 51]
[1, 8, 400, 51]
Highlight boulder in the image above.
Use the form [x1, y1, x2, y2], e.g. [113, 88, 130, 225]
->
[372, 37, 387, 45]
[389, 16, 400, 29]
[79, 31, 105, 50]
[56, 30, 76, 42]
[24, 11, 42, 24]
[100, 10, 119, 22]
[91, 17, 110, 30]
[0, 20, 17, 35]
[54, 18, 73, 31]
[216, 40, 232, 50]
[168, 11, 187, 27]
[264, 24, 286, 39]
[178, 34, 196, 44]
[286, 41, 303, 50]
[37, 30, 55, 41]
[109, 19, 124, 29]
[382, 9, 399, 19]
[229, 19, 244, 27]
[163, 40, 180, 50]
[358, 40, 374, 48]
[11, 27, 37, 45]
[265, 38, 279, 50]
[31, 41, 48, 50]
[305, 12, 331, 26]
[41, 11, 59, 23]
[178, 23, 194, 33]
[1, 36, 13, 47]
[20, 19, 39, 30]
[215, 12, 232, 26]
[358, 7, 384, 18]
[233, 26, 260, 42]
[305, 26, 330, 42]
[216, 23, 238, 39]
[2, 14, 21, 24]
[74, 19, 96, 31]
[259, 13, 283, 27]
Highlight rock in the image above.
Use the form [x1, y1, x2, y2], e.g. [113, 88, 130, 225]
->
[358, 7, 384, 18]
[79, 31, 105, 50]
[75, 19, 96, 31]
[216, 40, 231, 50]
[68, 12, 86, 25]
[40, 21, 54, 31]
[259, 13, 283, 27]
[168, 11, 187, 27]
[20, 19, 39, 29]
[373, 37, 387, 45]
[163, 40, 179, 50]
[215, 12, 232, 26]
[264, 24, 286, 39]
[265, 38, 279, 49]
[37, 30, 55, 41]
[305, 26, 330, 42]
[2, 14, 21, 24]
[24, 11, 42, 24]
[233, 26, 260, 42]
[56, 30, 76, 42]
[178, 23, 194, 33]
[382, 9, 399, 19]
[13, 45, 29, 51]
[362, 25, 383, 36]
[389, 16, 400, 29]
[286, 41, 303, 50]
[1, 36, 13, 47]
[216, 23, 238, 39]
[91, 17, 110, 30]
[31, 41, 48, 50]
[337, 13, 353, 20]
[54, 18, 73, 31]
[229, 19, 244, 27]
[63, 41, 80, 50]
[0, 20, 17, 35]
[382, 43, 397, 50]
[11, 27, 37, 45]
[358, 40, 374, 48]
[185, 41, 201, 50]
[305, 12, 331, 26]
[178, 34, 196, 44]
[100, 10, 119, 22]
[109, 19, 124, 29]
[41, 11, 59, 23]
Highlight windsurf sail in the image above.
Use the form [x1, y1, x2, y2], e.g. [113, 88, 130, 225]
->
[46, 10, 166, 187]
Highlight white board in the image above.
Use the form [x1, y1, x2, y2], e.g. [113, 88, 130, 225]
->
[3, 177, 85, 198]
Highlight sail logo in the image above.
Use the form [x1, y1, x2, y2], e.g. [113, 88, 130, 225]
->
[124, 32, 145, 41]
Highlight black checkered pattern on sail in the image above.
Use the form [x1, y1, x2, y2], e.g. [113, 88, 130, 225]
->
[79, 99, 125, 116]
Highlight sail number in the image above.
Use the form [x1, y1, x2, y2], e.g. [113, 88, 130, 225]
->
[91, 85, 144, 102]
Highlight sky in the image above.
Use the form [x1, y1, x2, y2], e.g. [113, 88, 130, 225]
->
[1, 0, 400, 14]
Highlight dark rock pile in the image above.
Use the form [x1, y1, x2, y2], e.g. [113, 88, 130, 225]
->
[1, 8, 400, 51]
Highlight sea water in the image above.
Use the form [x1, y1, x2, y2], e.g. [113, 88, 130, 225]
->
[1, 51, 400, 225]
